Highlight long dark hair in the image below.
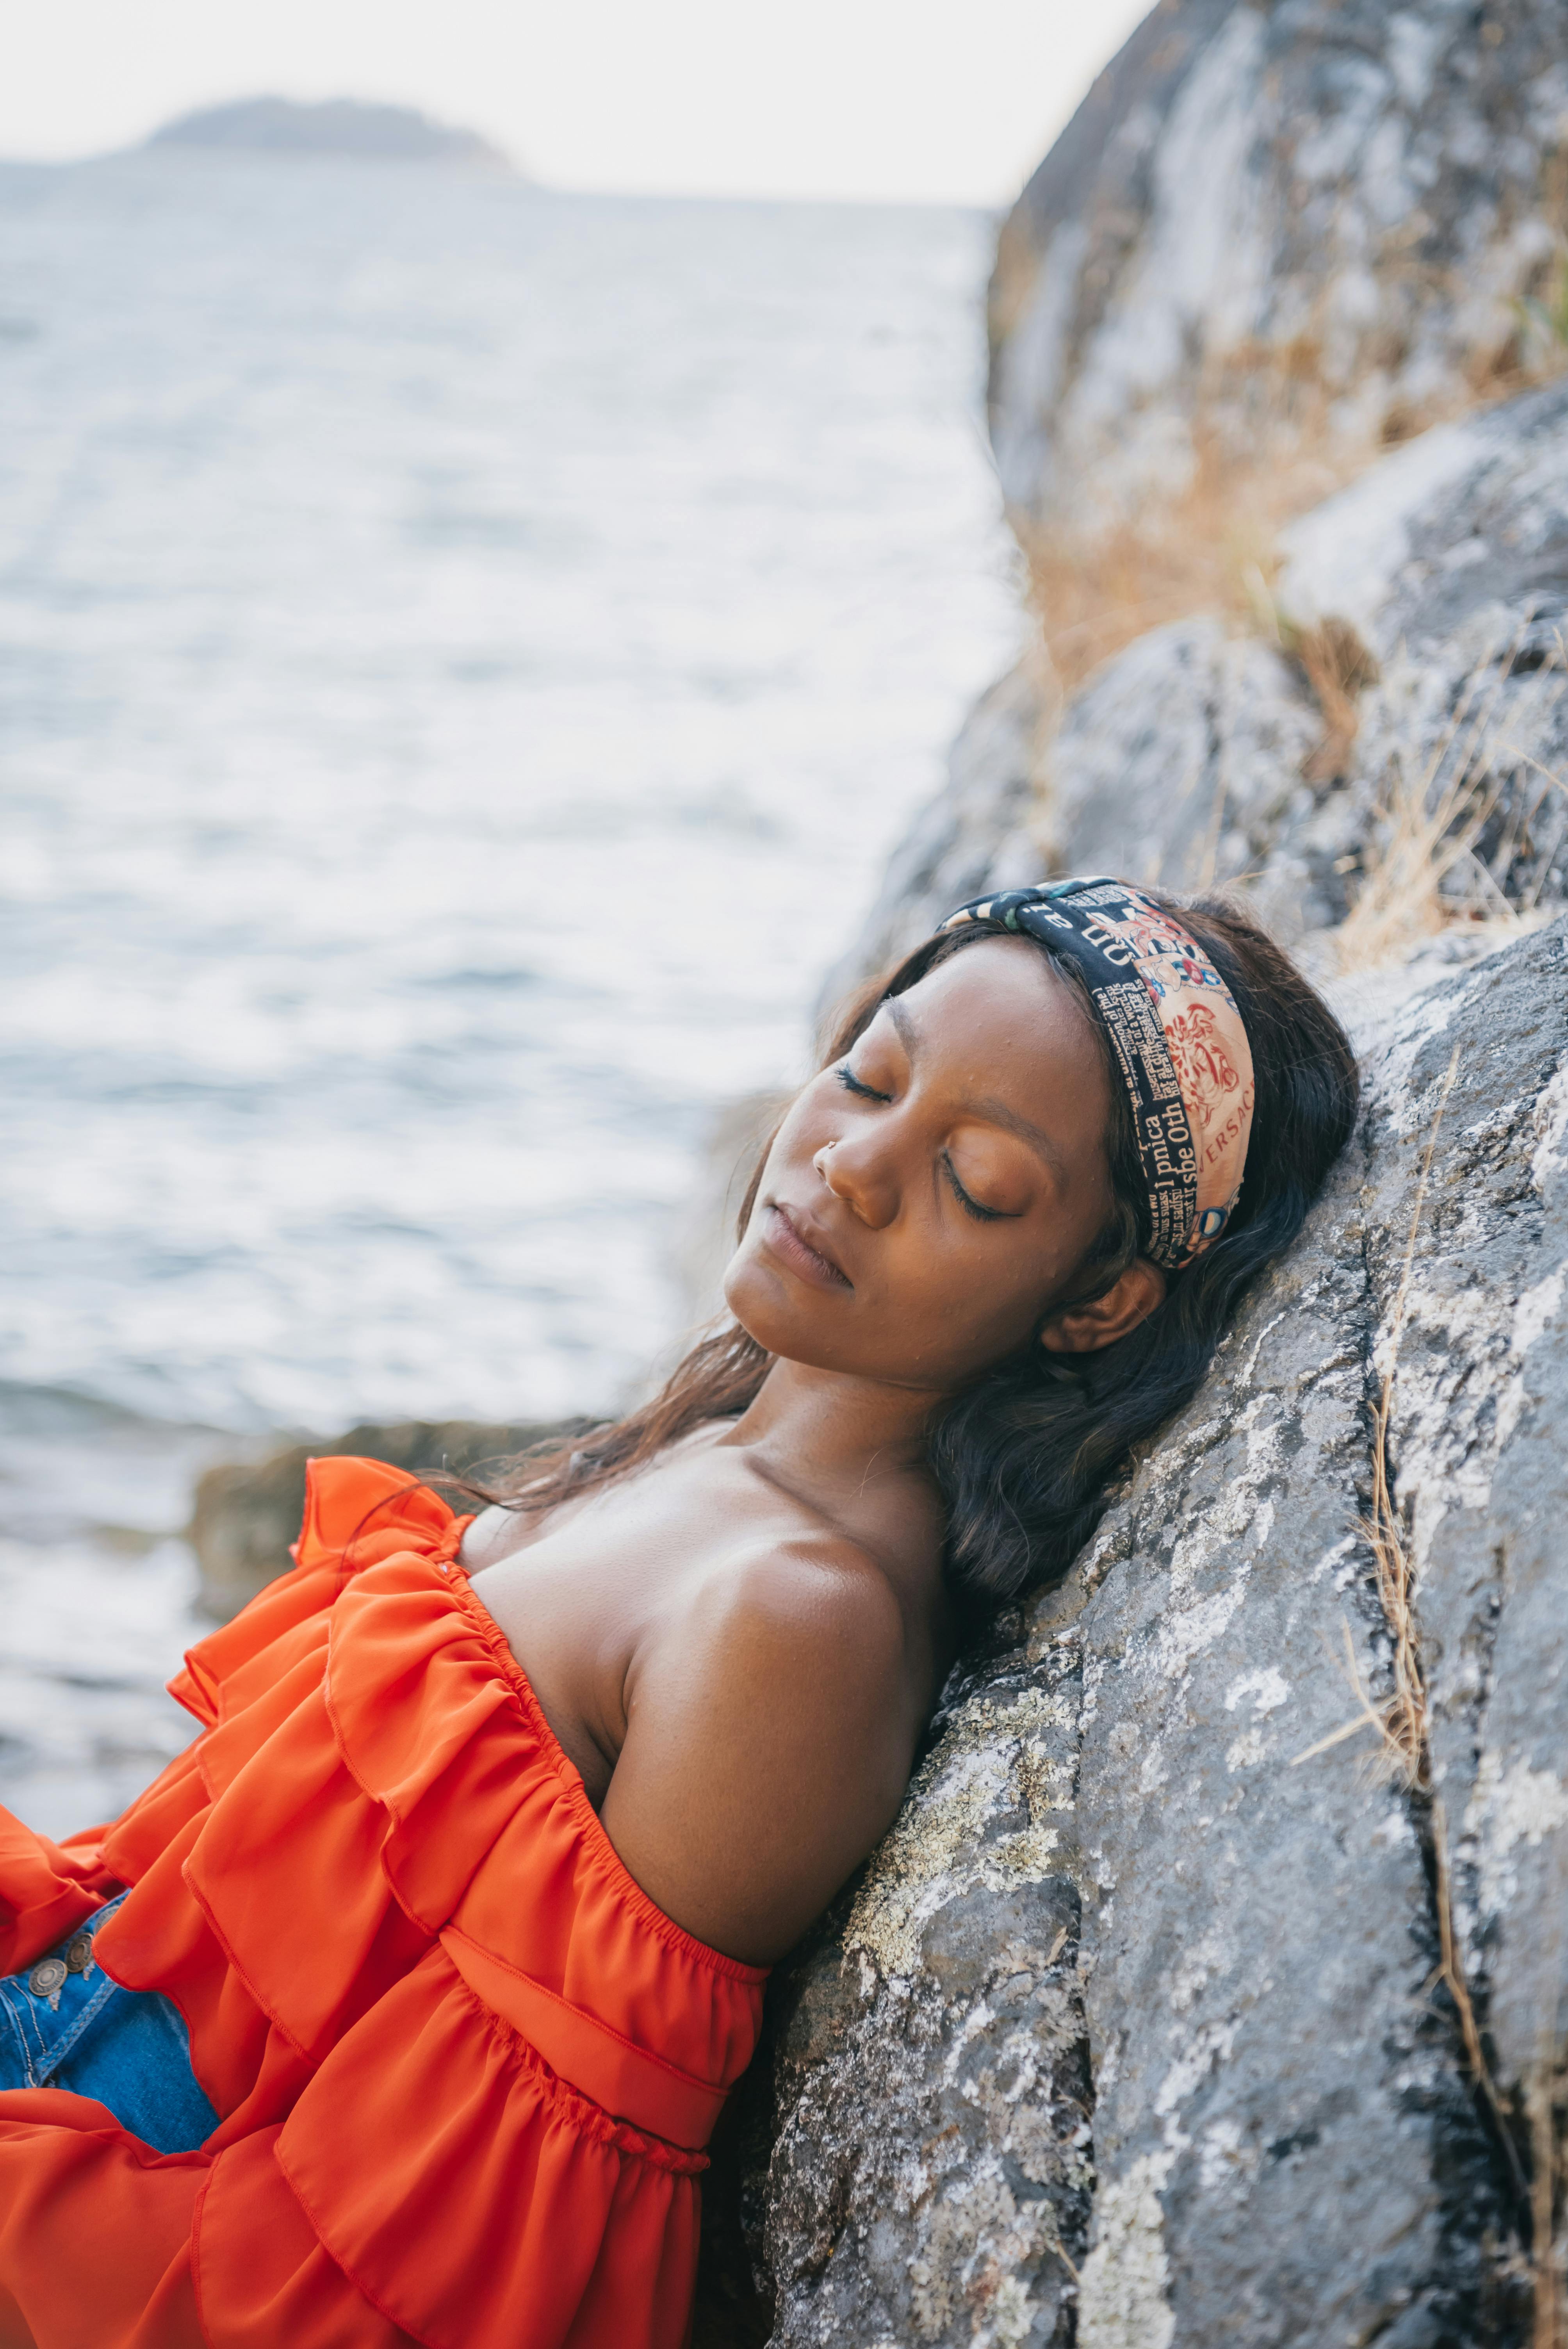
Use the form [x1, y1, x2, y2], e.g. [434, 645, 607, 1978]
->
[461, 890, 1358, 1619]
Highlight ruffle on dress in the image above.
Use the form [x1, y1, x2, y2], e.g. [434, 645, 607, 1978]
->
[0, 1456, 766, 2349]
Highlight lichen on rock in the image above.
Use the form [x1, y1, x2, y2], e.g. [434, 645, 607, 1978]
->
[757, 1588, 1094, 2347]
[751, 909, 1568, 2349]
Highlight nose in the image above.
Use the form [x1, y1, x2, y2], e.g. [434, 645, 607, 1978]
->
[813, 1134, 897, 1229]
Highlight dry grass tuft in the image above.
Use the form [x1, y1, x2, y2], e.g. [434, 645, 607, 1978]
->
[1527, 2056, 1568, 2348]
[1359, 1045, 1459, 1785]
[1292, 617, 1382, 782]
[1332, 625, 1568, 975]
[1008, 228, 1568, 786]
[1429, 1797, 1525, 2203]
[1014, 428, 1349, 706]
[1010, 274, 1568, 712]
[1008, 323, 1381, 705]
[1291, 1054, 1537, 2220]
[1290, 1050, 1458, 1784]
[1015, 424, 1395, 811]
[1343, 1054, 1525, 2197]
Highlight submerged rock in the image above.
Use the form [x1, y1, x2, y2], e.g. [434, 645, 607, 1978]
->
[189, 1417, 574, 1616]
[746, 914, 1568, 2345]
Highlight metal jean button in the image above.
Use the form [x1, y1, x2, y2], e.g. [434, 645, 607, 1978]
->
[28, 1956, 68, 2010]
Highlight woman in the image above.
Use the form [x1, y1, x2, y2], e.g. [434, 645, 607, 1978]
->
[0, 879, 1357, 2349]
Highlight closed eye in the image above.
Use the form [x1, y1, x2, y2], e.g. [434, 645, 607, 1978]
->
[836, 1064, 891, 1104]
[942, 1153, 1008, 1223]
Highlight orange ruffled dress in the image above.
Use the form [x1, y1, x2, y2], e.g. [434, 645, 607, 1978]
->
[0, 1457, 767, 2349]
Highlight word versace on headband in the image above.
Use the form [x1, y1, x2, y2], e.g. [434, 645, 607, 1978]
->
[938, 879, 1255, 1273]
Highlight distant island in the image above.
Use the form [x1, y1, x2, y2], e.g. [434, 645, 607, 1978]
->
[143, 96, 517, 172]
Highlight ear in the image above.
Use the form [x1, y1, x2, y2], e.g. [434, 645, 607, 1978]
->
[1039, 1257, 1167, 1356]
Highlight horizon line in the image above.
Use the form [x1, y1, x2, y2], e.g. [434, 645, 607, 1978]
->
[0, 148, 1014, 212]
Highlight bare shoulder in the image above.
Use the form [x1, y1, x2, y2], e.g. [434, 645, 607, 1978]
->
[598, 1534, 929, 1968]
[691, 1531, 911, 1689]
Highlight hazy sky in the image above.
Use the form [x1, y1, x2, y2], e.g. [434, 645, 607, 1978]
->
[8, 0, 1152, 204]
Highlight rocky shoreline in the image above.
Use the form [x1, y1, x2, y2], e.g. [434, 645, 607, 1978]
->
[181, 3, 1568, 2337]
[737, 3, 1568, 2340]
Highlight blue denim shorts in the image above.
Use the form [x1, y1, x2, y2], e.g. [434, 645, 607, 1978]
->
[0, 1891, 217, 2155]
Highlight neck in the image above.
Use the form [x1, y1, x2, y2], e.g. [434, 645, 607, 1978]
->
[717, 1356, 949, 1567]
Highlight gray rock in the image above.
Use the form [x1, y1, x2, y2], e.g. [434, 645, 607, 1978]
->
[831, 376, 1568, 992]
[1042, 377, 1568, 952]
[1356, 930, 1568, 2114]
[828, 0, 1568, 1000]
[188, 1415, 577, 1616]
[746, 916, 1568, 2344]
[707, 10, 1568, 2333]
[988, 0, 1568, 537]
[1069, 1160, 1468, 2349]
[1275, 379, 1568, 937]
[817, 659, 1050, 1018]
[1036, 621, 1324, 932]
[761, 1615, 1092, 2347]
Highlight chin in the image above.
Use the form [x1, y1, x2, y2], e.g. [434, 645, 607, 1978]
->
[722, 1248, 846, 1371]
[721, 1250, 794, 1355]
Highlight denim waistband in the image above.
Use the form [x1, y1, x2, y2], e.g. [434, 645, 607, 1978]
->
[0, 1889, 218, 2154]
[0, 1888, 130, 2087]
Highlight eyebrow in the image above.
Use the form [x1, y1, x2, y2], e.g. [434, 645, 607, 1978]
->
[883, 995, 1067, 1179]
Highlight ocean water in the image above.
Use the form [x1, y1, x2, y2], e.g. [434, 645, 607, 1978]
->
[0, 155, 1018, 1829]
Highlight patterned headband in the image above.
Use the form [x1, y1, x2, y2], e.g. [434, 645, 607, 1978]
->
[937, 878, 1255, 1273]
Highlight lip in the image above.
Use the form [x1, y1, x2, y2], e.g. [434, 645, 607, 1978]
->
[762, 1201, 853, 1292]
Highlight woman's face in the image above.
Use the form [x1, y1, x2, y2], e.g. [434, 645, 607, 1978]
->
[724, 938, 1123, 1394]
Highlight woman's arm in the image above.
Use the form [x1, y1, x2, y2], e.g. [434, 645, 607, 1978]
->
[598, 1542, 922, 1966]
